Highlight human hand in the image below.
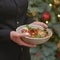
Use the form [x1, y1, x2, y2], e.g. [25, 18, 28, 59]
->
[10, 31, 36, 47]
[30, 21, 48, 29]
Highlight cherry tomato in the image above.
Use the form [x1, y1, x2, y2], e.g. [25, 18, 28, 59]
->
[27, 30, 31, 34]
[21, 29, 27, 33]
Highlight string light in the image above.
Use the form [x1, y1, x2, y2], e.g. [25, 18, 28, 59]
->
[49, 3, 52, 7]
[57, 14, 60, 17]
[46, 21, 49, 24]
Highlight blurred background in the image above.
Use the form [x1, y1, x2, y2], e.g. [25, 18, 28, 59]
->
[27, 0, 60, 60]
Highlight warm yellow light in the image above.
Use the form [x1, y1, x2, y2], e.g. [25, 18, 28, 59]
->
[58, 14, 60, 17]
[49, 3, 52, 7]
[46, 21, 48, 24]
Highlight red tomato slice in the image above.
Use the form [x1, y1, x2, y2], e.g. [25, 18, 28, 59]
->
[21, 29, 27, 33]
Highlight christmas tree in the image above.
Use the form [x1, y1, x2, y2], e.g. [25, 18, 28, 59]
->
[28, 0, 60, 60]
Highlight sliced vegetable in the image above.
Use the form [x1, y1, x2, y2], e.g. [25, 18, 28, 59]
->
[21, 25, 48, 38]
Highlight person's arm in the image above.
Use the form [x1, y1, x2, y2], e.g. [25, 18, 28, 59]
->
[0, 29, 12, 41]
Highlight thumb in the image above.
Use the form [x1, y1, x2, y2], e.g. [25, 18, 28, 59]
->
[11, 31, 30, 38]
[11, 31, 20, 37]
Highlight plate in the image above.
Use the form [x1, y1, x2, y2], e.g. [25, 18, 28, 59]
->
[16, 24, 53, 44]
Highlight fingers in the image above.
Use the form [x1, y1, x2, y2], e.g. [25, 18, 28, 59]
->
[10, 31, 20, 38]
[10, 31, 36, 47]
[11, 34, 36, 47]
[17, 38, 36, 47]
[15, 38, 36, 47]
[11, 31, 29, 38]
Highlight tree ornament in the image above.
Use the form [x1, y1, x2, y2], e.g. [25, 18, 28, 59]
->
[58, 14, 60, 18]
[57, 52, 60, 58]
[42, 12, 50, 21]
[49, 3, 53, 7]
[54, 0, 60, 5]
[46, 21, 49, 24]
